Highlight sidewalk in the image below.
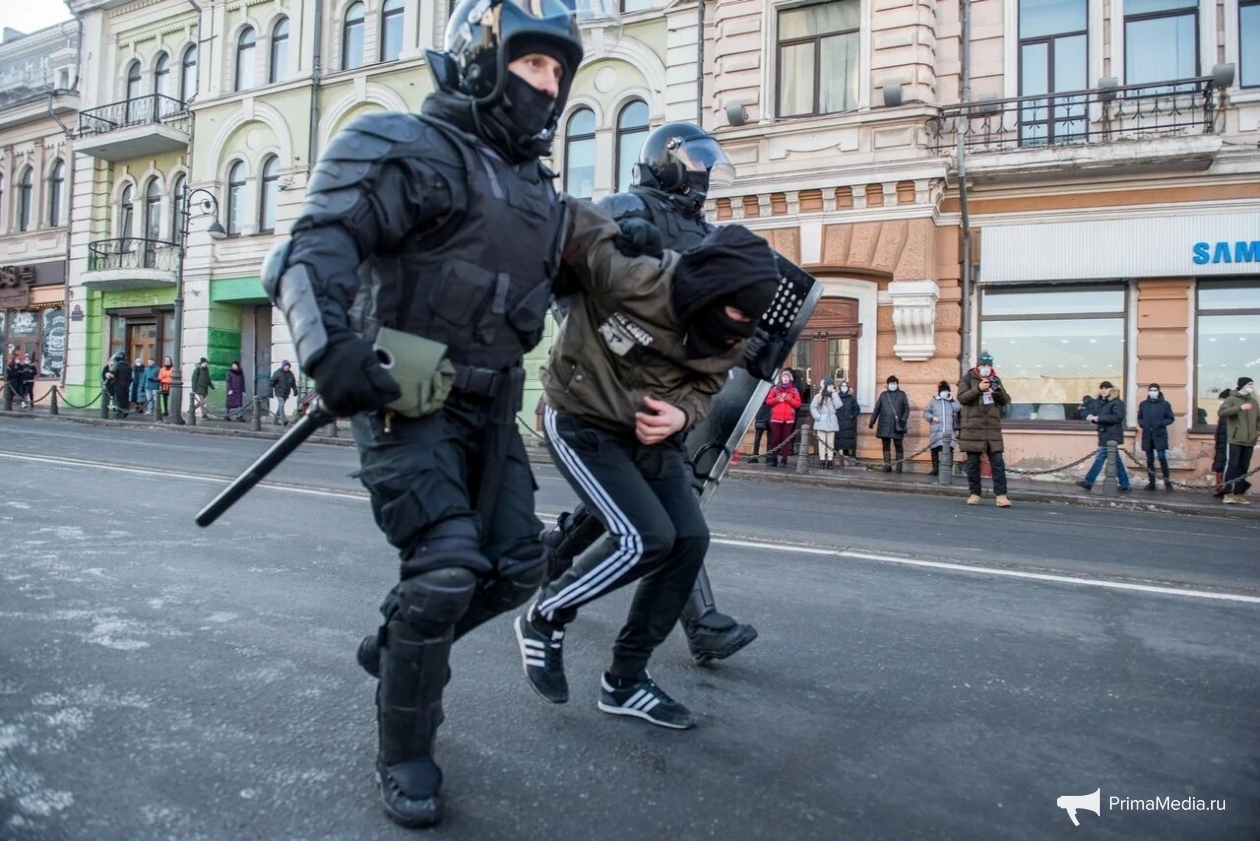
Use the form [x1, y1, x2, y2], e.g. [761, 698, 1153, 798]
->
[3, 406, 1255, 519]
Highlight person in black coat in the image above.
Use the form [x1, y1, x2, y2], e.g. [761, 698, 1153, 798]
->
[1137, 383, 1176, 491]
[833, 378, 860, 461]
[868, 374, 910, 472]
[1212, 389, 1231, 497]
[749, 402, 771, 463]
[108, 351, 132, 418]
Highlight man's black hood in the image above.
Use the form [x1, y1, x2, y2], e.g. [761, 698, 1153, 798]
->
[673, 226, 780, 358]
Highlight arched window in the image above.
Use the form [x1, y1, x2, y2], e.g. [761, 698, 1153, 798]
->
[259, 155, 279, 233]
[17, 167, 33, 232]
[171, 174, 187, 241]
[154, 52, 171, 100]
[180, 45, 198, 103]
[226, 162, 247, 235]
[236, 27, 257, 92]
[47, 160, 65, 227]
[143, 178, 163, 266]
[144, 177, 162, 240]
[119, 184, 135, 241]
[380, 0, 405, 61]
[125, 60, 142, 123]
[269, 18, 289, 84]
[342, 2, 365, 70]
[615, 100, 650, 192]
[563, 108, 597, 199]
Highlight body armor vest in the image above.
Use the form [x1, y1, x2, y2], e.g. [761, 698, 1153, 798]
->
[631, 187, 712, 251]
[373, 117, 567, 371]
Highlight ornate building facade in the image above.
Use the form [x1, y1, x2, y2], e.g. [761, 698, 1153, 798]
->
[0, 21, 78, 402]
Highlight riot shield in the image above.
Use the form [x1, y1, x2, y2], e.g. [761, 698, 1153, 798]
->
[685, 255, 822, 507]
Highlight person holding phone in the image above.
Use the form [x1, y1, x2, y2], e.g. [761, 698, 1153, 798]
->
[958, 351, 1012, 506]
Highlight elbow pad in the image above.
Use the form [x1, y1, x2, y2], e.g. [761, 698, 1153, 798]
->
[263, 237, 330, 368]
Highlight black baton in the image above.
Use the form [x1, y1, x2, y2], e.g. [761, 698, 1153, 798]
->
[195, 404, 336, 527]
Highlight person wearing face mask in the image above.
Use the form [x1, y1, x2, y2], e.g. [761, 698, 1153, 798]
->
[869, 375, 910, 472]
[958, 351, 1012, 505]
[924, 380, 961, 476]
[1077, 380, 1132, 493]
[1218, 376, 1258, 505]
[158, 356, 173, 418]
[265, 0, 628, 827]
[765, 368, 803, 467]
[810, 377, 842, 468]
[516, 223, 781, 730]
[1137, 383, 1176, 491]
[831, 378, 861, 462]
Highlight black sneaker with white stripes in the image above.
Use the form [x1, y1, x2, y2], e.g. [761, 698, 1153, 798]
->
[514, 606, 568, 703]
[597, 673, 695, 729]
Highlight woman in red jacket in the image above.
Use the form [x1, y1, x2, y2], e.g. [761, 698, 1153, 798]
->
[764, 369, 802, 467]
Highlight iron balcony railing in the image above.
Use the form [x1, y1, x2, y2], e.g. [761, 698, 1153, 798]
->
[77, 93, 189, 137]
[87, 238, 181, 273]
[928, 76, 1226, 154]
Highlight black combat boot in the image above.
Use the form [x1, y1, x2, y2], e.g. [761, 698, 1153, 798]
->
[1145, 472, 1157, 491]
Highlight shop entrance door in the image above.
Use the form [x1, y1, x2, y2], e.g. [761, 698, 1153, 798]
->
[127, 322, 157, 365]
[785, 297, 862, 392]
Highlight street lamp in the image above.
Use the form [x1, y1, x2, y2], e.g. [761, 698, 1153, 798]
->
[167, 187, 227, 425]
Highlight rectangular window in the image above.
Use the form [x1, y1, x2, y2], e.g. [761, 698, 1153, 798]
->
[979, 285, 1127, 423]
[1195, 279, 1260, 427]
[3, 308, 59, 377]
[621, 0, 652, 11]
[1125, 0, 1198, 86]
[776, 1, 859, 118]
[1242, 0, 1260, 87]
[1018, 0, 1087, 146]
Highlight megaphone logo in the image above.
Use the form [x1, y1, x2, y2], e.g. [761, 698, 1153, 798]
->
[1056, 788, 1101, 826]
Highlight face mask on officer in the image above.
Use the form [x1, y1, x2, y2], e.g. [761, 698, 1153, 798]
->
[501, 46, 567, 139]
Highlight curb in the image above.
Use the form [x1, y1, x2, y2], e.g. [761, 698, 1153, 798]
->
[0, 409, 357, 448]
[723, 464, 1259, 520]
[5, 411, 1254, 519]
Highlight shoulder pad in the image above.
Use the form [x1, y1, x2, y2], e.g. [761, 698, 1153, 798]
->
[343, 111, 427, 144]
[596, 191, 651, 223]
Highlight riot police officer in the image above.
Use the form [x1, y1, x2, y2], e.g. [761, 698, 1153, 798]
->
[544, 123, 760, 665]
[264, 0, 611, 828]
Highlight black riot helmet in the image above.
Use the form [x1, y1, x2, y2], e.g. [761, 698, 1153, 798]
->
[428, 0, 613, 157]
[633, 123, 735, 211]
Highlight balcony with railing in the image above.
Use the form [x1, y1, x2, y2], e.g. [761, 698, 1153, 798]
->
[75, 94, 190, 161]
[928, 76, 1228, 182]
[81, 238, 181, 290]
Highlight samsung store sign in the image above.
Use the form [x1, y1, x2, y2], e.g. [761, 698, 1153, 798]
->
[981, 211, 1260, 282]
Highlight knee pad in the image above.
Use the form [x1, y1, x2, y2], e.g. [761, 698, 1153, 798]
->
[393, 567, 478, 638]
[485, 559, 547, 613]
[401, 535, 491, 579]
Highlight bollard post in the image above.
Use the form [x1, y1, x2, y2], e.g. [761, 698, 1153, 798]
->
[251, 395, 262, 432]
[795, 424, 811, 475]
[1103, 440, 1118, 496]
[328, 418, 340, 438]
[100, 385, 110, 419]
[3, 382, 13, 412]
[49, 387, 59, 416]
[938, 443, 953, 486]
[188, 391, 197, 427]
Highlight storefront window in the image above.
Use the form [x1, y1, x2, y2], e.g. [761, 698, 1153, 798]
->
[979, 285, 1126, 422]
[2, 307, 64, 377]
[1195, 279, 1260, 427]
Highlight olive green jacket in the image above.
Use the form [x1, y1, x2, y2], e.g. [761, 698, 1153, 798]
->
[541, 199, 745, 435]
[1219, 389, 1260, 446]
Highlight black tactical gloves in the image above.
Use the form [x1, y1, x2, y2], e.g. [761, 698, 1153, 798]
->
[743, 328, 785, 383]
[308, 331, 402, 417]
[614, 217, 664, 258]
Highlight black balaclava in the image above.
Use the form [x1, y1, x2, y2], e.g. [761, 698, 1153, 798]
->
[673, 226, 780, 359]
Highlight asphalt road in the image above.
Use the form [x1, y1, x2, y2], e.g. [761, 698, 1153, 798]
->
[1, 420, 1257, 840]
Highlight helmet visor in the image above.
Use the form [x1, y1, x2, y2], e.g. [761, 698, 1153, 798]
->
[672, 136, 736, 187]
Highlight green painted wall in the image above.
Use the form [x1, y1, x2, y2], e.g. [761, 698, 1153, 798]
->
[199, 302, 243, 412]
[211, 276, 268, 305]
[64, 287, 176, 406]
